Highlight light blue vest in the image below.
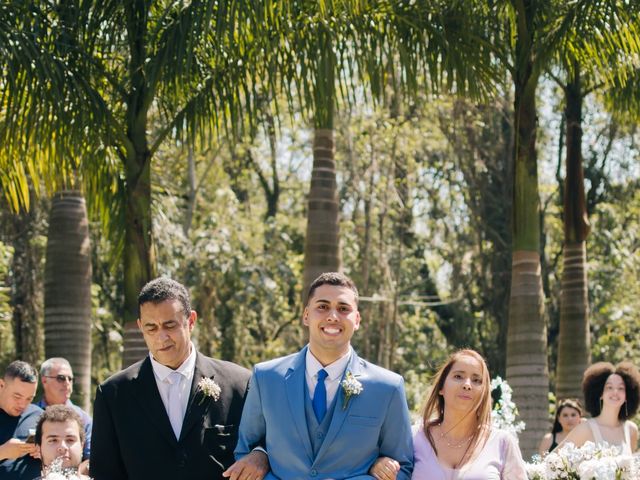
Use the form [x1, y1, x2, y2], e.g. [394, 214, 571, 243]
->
[304, 381, 339, 457]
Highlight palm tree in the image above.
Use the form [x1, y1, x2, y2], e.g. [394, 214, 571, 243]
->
[44, 191, 92, 411]
[1, 1, 282, 365]
[273, 3, 373, 297]
[302, 28, 341, 297]
[495, 0, 639, 454]
[501, 0, 550, 456]
[552, 62, 592, 400]
[297, 0, 502, 296]
[554, 27, 640, 397]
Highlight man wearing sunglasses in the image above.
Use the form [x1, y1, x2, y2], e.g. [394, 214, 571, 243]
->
[36, 358, 92, 462]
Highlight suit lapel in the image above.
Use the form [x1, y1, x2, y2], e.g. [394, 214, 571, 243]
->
[313, 351, 365, 464]
[131, 357, 178, 447]
[180, 352, 217, 442]
[285, 346, 314, 462]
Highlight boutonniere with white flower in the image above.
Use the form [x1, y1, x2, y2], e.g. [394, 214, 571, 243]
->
[197, 377, 221, 404]
[340, 371, 363, 410]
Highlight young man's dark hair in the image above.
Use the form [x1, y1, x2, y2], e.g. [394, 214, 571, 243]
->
[35, 405, 86, 446]
[4, 360, 38, 383]
[306, 272, 359, 305]
[137, 276, 191, 318]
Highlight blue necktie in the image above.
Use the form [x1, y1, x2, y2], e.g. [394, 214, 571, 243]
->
[312, 369, 329, 422]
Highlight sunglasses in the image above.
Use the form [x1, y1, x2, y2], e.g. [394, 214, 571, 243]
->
[45, 374, 74, 383]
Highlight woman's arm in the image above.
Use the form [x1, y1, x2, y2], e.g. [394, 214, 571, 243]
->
[537, 433, 552, 456]
[555, 421, 592, 450]
[501, 431, 528, 480]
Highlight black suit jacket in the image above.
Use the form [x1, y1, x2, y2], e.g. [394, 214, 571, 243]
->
[90, 352, 251, 480]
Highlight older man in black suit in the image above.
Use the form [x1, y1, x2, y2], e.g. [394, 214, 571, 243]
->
[90, 277, 268, 480]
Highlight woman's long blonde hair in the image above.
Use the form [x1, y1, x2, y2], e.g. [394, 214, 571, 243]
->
[421, 349, 493, 461]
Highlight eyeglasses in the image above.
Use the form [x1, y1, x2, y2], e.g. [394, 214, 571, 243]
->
[45, 374, 74, 383]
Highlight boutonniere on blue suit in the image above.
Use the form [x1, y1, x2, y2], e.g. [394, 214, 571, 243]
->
[340, 371, 363, 410]
[196, 377, 221, 404]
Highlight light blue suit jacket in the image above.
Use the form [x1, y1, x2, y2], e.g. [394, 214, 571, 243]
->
[235, 346, 413, 479]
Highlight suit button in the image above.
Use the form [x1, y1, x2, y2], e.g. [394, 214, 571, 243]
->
[310, 469, 317, 476]
[316, 432, 324, 439]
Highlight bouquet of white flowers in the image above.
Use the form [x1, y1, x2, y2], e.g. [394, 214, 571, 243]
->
[41, 457, 90, 480]
[490, 376, 525, 436]
[525, 441, 638, 480]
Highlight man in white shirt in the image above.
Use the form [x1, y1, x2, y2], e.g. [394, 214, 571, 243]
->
[228, 272, 413, 479]
[90, 277, 264, 480]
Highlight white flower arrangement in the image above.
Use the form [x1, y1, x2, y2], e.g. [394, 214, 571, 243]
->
[41, 457, 88, 480]
[197, 377, 221, 404]
[490, 376, 525, 435]
[340, 371, 363, 410]
[525, 441, 639, 480]
[43, 473, 83, 480]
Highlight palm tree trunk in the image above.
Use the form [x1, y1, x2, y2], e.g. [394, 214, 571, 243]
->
[44, 191, 92, 411]
[507, 250, 547, 456]
[506, 8, 549, 455]
[303, 128, 341, 296]
[122, 148, 156, 367]
[556, 66, 590, 399]
[121, 1, 157, 367]
[557, 242, 589, 396]
[303, 30, 340, 298]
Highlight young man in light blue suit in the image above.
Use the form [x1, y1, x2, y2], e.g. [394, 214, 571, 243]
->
[226, 272, 413, 480]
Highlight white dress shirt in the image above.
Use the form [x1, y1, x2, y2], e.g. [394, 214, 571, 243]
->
[305, 347, 352, 406]
[150, 342, 196, 439]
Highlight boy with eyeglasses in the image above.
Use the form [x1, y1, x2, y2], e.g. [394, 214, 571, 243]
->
[36, 358, 92, 462]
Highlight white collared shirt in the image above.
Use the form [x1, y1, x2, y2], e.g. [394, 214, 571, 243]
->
[305, 347, 352, 406]
[150, 341, 197, 433]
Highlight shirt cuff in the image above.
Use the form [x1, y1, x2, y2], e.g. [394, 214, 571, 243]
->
[252, 446, 268, 456]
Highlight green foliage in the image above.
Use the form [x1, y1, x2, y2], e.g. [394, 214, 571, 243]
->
[1, 0, 639, 412]
[538, 91, 640, 387]
[0, 240, 15, 369]
[90, 226, 124, 384]
[589, 183, 640, 366]
[333, 90, 514, 383]
[149, 105, 309, 368]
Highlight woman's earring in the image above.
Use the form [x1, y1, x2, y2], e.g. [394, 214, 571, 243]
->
[599, 398, 603, 413]
[624, 401, 628, 418]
